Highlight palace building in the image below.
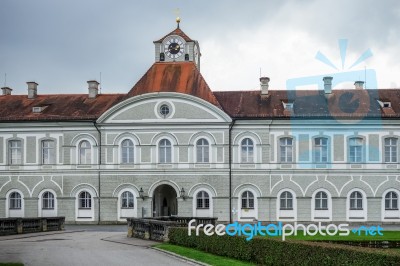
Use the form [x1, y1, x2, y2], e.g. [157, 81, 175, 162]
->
[0, 20, 399, 224]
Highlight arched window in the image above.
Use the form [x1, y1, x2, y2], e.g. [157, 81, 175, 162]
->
[350, 191, 363, 210]
[349, 138, 363, 163]
[9, 140, 22, 165]
[42, 140, 55, 164]
[280, 191, 293, 210]
[315, 191, 328, 210]
[79, 191, 92, 209]
[79, 140, 91, 164]
[241, 138, 254, 163]
[241, 191, 254, 209]
[280, 137, 293, 163]
[42, 191, 55, 209]
[196, 191, 210, 209]
[196, 139, 209, 163]
[159, 139, 172, 163]
[9, 192, 22, 209]
[314, 137, 328, 163]
[121, 191, 134, 208]
[121, 139, 134, 164]
[385, 191, 398, 210]
[384, 138, 398, 163]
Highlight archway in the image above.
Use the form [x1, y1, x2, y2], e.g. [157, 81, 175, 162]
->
[152, 184, 177, 217]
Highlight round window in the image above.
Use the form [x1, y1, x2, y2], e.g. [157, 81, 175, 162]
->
[160, 104, 170, 117]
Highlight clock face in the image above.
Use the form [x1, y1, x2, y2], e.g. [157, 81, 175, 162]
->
[164, 36, 185, 59]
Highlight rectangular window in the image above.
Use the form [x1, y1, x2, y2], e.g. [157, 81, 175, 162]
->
[314, 138, 328, 163]
[42, 140, 55, 164]
[349, 138, 363, 163]
[9, 140, 22, 165]
[280, 138, 293, 163]
[384, 138, 398, 163]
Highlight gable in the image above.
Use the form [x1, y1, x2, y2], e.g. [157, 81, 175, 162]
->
[97, 92, 231, 124]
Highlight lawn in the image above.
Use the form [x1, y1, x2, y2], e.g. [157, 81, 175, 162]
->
[154, 243, 254, 266]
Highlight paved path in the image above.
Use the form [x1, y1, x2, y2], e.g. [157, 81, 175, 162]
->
[0, 228, 196, 266]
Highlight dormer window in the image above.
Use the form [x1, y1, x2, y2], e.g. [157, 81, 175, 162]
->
[377, 100, 391, 108]
[283, 102, 294, 110]
[32, 106, 48, 113]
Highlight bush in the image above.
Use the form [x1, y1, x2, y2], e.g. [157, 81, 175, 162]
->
[168, 227, 400, 265]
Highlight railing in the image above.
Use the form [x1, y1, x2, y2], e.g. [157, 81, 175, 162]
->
[0, 217, 65, 236]
[127, 216, 218, 242]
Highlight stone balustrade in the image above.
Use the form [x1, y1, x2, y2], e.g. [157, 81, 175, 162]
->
[0, 217, 65, 236]
[127, 216, 218, 242]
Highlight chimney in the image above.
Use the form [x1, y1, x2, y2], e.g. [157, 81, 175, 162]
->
[87, 80, 100, 99]
[27, 82, 38, 99]
[323, 76, 333, 94]
[260, 77, 270, 95]
[354, 81, 364, 89]
[1, 87, 12, 95]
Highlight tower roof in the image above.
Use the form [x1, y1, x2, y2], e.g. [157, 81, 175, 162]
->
[154, 27, 194, 43]
[127, 62, 221, 108]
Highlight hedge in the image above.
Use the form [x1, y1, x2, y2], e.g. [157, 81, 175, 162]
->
[168, 227, 400, 265]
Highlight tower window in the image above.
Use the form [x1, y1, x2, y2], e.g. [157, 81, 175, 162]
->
[160, 53, 165, 61]
[185, 54, 189, 61]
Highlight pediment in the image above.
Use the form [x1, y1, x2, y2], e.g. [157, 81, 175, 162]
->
[97, 92, 231, 124]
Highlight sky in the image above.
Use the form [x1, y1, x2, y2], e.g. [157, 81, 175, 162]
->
[0, 0, 399, 95]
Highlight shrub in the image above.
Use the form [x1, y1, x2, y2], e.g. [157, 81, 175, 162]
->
[168, 227, 400, 265]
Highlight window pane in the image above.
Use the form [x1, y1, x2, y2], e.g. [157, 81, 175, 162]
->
[42, 140, 55, 164]
[9, 140, 22, 165]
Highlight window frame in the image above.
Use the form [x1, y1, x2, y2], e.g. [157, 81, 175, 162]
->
[314, 191, 328, 210]
[159, 138, 172, 163]
[385, 191, 398, 210]
[9, 191, 22, 210]
[42, 191, 55, 210]
[349, 191, 363, 210]
[240, 138, 254, 163]
[78, 191, 92, 209]
[314, 137, 328, 163]
[78, 140, 92, 165]
[241, 190, 255, 209]
[280, 137, 293, 163]
[121, 191, 135, 209]
[384, 137, 398, 163]
[196, 190, 210, 209]
[349, 137, 364, 163]
[121, 139, 134, 164]
[9, 139, 22, 165]
[41, 139, 56, 165]
[280, 191, 294, 210]
[196, 138, 210, 163]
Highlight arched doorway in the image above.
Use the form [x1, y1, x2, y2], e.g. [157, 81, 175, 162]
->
[152, 184, 177, 217]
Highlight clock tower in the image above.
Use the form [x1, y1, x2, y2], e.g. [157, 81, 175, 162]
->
[153, 18, 201, 70]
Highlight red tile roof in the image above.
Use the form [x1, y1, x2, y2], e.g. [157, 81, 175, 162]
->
[154, 27, 194, 43]
[0, 94, 126, 121]
[214, 89, 400, 118]
[1, 60, 399, 121]
[127, 62, 222, 108]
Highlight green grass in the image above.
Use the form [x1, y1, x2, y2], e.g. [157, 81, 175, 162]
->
[154, 243, 254, 266]
[0, 263, 24, 266]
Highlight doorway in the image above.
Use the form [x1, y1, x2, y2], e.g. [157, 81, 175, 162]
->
[152, 184, 177, 217]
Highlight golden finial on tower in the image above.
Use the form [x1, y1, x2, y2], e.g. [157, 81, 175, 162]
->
[174, 8, 181, 28]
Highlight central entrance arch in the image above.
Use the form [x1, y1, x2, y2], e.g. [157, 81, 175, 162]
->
[152, 184, 178, 217]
